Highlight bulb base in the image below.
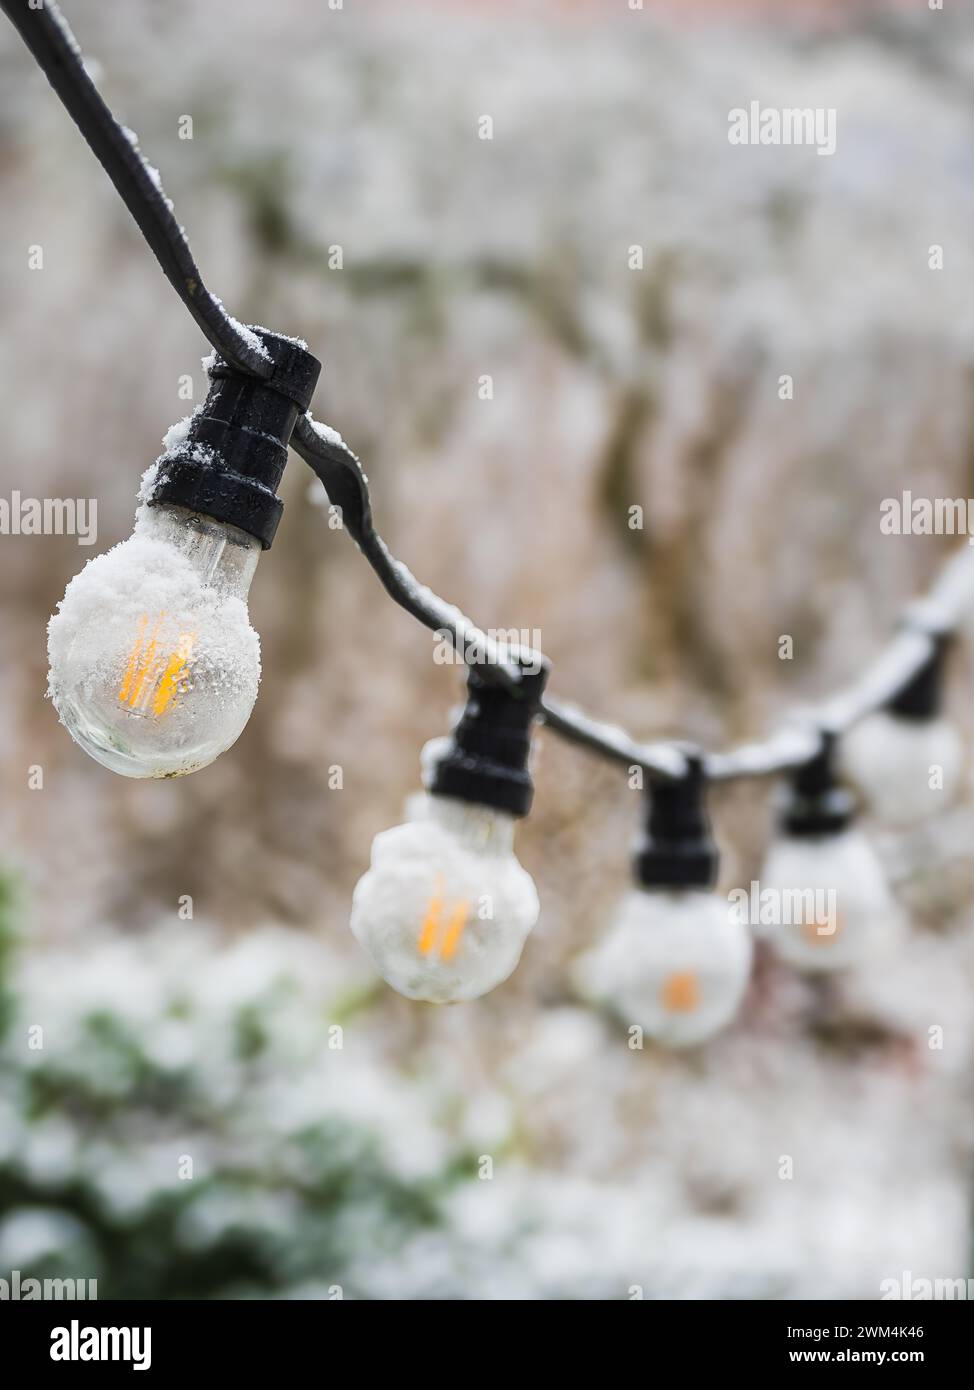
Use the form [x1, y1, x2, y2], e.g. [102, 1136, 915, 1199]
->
[888, 636, 950, 721]
[780, 737, 857, 837]
[148, 329, 321, 548]
[634, 757, 719, 889]
[428, 659, 549, 817]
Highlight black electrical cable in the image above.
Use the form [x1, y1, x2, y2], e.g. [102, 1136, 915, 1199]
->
[292, 414, 694, 779]
[5, 0, 971, 787]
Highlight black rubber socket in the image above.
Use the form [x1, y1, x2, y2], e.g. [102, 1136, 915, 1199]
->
[780, 735, 856, 837]
[147, 328, 321, 548]
[888, 637, 949, 720]
[429, 657, 549, 817]
[634, 755, 719, 890]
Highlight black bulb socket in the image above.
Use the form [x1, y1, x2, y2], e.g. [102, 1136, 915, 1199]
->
[887, 636, 950, 721]
[147, 328, 321, 549]
[634, 754, 719, 890]
[428, 657, 549, 818]
[780, 735, 856, 837]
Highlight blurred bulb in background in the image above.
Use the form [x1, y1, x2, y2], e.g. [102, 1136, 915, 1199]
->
[839, 711, 961, 828]
[351, 791, 539, 1002]
[759, 824, 900, 972]
[48, 502, 261, 778]
[841, 711, 963, 827]
[573, 887, 752, 1048]
[759, 737, 901, 972]
[573, 757, 751, 1047]
[840, 638, 962, 827]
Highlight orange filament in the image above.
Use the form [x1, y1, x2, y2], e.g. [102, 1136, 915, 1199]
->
[416, 877, 469, 960]
[439, 900, 470, 961]
[126, 618, 163, 707]
[118, 614, 195, 717]
[117, 614, 149, 702]
[151, 634, 195, 716]
[417, 876, 445, 956]
[661, 970, 700, 1013]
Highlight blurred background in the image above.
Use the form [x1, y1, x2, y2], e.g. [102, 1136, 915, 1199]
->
[2, 0, 974, 1299]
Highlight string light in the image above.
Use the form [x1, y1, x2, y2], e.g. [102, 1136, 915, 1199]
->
[350, 661, 547, 1002]
[6, 1, 974, 1034]
[574, 760, 753, 1047]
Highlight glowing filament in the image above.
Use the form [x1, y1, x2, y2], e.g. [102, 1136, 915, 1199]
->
[117, 614, 195, 717]
[661, 970, 700, 1013]
[417, 877, 470, 960]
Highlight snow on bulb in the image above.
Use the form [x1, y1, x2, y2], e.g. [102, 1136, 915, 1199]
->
[350, 793, 539, 1003]
[47, 503, 261, 778]
[573, 890, 753, 1048]
[840, 710, 963, 827]
[758, 828, 901, 972]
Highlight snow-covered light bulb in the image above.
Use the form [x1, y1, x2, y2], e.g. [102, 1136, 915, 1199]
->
[48, 503, 262, 778]
[47, 329, 320, 779]
[351, 658, 548, 1002]
[759, 738, 900, 972]
[574, 760, 752, 1048]
[840, 641, 962, 826]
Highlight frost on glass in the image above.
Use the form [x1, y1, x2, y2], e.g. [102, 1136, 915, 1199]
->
[573, 890, 753, 1048]
[350, 792, 539, 1003]
[47, 503, 261, 778]
[758, 829, 903, 973]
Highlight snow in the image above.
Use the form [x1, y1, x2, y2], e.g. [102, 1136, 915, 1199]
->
[48, 2, 83, 59]
[208, 303, 271, 363]
[305, 414, 347, 451]
[137, 460, 166, 504]
[249, 324, 309, 351]
[139, 421, 213, 503]
[120, 125, 174, 212]
[161, 413, 195, 456]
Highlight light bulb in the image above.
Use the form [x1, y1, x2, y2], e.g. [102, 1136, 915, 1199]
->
[48, 502, 261, 778]
[573, 889, 753, 1048]
[350, 792, 539, 1003]
[840, 710, 963, 827]
[45, 328, 320, 778]
[758, 827, 900, 972]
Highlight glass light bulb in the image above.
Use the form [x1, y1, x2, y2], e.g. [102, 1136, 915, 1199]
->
[758, 828, 900, 972]
[48, 503, 261, 778]
[350, 793, 539, 1003]
[840, 711, 963, 827]
[573, 889, 753, 1048]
